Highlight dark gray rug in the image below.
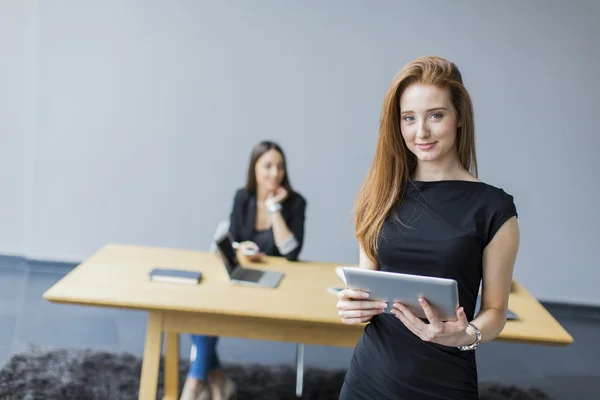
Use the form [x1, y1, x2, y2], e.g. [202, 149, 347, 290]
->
[0, 347, 551, 400]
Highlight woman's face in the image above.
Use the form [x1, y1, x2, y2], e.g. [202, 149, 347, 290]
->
[255, 149, 285, 191]
[399, 84, 460, 166]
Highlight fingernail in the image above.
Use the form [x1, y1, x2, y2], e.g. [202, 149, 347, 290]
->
[362, 292, 369, 298]
[379, 302, 388, 308]
[418, 298, 425, 303]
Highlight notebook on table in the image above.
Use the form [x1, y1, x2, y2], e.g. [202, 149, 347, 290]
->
[148, 268, 203, 285]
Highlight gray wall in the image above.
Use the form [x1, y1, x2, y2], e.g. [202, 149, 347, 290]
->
[0, 0, 36, 256]
[1, 0, 599, 305]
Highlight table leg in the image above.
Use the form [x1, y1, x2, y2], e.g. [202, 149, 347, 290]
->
[163, 332, 180, 400]
[139, 311, 164, 400]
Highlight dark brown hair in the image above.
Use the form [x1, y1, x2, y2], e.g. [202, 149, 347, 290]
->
[244, 140, 294, 194]
[354, 55, 477, 262]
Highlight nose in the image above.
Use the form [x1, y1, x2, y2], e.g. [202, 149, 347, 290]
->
[416, 120, 430, 139]
[268, 167, 281, 177]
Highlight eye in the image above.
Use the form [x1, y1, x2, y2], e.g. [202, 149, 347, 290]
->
[431, 113, 443, 120]
[403, 115, 415, 122]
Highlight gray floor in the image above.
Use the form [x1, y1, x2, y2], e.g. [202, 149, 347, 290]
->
[0, 258, 598, 399]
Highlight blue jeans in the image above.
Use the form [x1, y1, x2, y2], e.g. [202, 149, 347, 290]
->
[188, 334, 220, 380]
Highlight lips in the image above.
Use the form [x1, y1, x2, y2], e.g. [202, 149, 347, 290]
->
[417, 142, 437, 150]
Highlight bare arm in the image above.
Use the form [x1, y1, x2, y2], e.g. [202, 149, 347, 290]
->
[467, 216, 520, 344]
[271, 210, 294, 245]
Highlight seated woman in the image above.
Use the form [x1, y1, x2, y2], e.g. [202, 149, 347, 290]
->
[180, 140, 307, 400]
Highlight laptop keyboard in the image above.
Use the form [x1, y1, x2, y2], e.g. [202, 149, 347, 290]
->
[237, 268, 264, 283]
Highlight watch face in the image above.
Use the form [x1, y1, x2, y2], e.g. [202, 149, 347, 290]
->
[268, 203, 282, 213]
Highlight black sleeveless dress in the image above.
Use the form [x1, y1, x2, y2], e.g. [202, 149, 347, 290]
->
[340, 180, 518, 400]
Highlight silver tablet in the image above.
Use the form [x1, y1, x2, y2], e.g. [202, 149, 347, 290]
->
[342, 267, 460, 321]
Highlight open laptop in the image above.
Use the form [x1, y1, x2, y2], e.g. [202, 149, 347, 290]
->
[214, 231, 284, 288]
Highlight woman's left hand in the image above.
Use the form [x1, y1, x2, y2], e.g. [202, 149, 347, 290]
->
[237, 241, 266, 262]
[391, 297, 474, 347]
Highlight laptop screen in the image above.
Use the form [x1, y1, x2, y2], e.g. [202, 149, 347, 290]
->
[215, 232, 239, 276]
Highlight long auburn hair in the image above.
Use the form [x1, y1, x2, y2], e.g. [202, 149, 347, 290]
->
[354, 56, 478, 262]
[244, 140, 294, 195]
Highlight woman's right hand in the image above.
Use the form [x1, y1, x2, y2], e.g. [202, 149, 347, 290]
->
[237, 241, 265, 262]
[336, 288, 387, 324]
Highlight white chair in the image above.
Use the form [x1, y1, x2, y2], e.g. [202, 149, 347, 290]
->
[209, 220, 231, 253]
[206, 219, 306, 397]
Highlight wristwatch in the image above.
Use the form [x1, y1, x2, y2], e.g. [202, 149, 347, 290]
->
[457, 323, 482, 351]
[267, 203, 282, 214]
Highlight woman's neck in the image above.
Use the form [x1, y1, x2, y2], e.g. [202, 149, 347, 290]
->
[412, 154, 466, 182]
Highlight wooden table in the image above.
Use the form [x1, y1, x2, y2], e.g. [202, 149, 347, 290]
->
[43, 244, 573, 400]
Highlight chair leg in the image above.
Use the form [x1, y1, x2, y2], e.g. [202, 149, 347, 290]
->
[295, 343, 304, 398]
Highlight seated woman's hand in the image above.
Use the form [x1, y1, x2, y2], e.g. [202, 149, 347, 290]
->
[336, 288, 387, 324]
[392, 297, 473, 347]
[266, 186, 288, 207]
[237, 241, 265, 262]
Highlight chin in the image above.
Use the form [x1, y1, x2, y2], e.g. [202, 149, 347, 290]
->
[413, 151, 440, 162]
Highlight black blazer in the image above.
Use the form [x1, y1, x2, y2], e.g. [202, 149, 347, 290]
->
[229, 188, 307, 261]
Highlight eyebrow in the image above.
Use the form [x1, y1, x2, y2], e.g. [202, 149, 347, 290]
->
[400, 107, 448, 115]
